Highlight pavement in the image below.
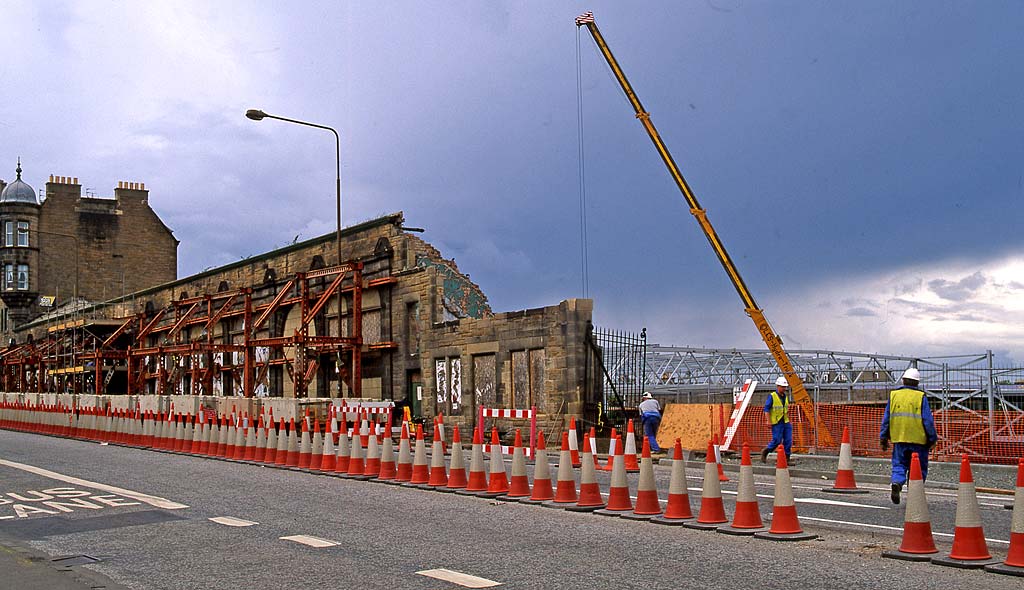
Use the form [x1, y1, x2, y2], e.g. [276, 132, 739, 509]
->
[0, 534, 129, 590]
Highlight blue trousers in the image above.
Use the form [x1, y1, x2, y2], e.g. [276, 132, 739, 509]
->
[766, 422, 792, 457]
[891, 443, 929, 486]
[641, 412, 662, 452]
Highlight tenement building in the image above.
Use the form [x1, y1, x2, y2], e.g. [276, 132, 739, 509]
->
[3, 210, 596, 432]
[0, 161, 178, 336]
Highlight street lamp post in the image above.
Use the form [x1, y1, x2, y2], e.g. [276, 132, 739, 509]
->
[245, 108, 345, 397]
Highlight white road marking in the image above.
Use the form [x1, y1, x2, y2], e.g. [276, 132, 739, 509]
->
[416, 568, 501, 588]
[209, 516, 258, 527]
[685, 487, 884, 509]
[796, 515, 1010, 545]
[280, 534, 338, 548]
[0, 458, 188, 510]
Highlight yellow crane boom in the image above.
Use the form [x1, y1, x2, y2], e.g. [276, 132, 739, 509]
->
[575, 11, 832, 448]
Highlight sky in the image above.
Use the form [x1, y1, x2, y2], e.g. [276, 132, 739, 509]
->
[2, 1, 1023, 363]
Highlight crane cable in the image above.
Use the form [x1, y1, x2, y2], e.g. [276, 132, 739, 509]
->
[575, 26, 590, 299]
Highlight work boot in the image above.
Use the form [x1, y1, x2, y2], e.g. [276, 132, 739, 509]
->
[760, 448, 769, 464]
[890, 483, 901, 505]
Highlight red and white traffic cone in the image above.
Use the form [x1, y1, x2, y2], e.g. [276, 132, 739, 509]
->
[543, 432, 578, 508]
[718, 443, 766, 535]
[262, 418, 279, 464]
[932, 454, 996, 568]
[444, 424, 467, 491]
[502, 429, 531, 500]
[309, 418, 324, 471]
[598, 429, 618, 472]
[346, 422, 367, 479]
[588, 427, 599, 467]
[754, 451, 817, 541]
[333, 428, 351, 474]
[363, 424, 381, 479]
[393, 422, 412, 482]
[882, 452, 937, 561]
[986, 458, 1024, 575]
[297, 417, 312, 469]
[318, 422, 337, 472]
[252, 415, 267, 463]
[823, 426, 867, 494]
[714, 434, 729, 482]
[426, 422, 449, 488]
[284, 418, 301, 467]
[242, 423, 257, 461]
[378, 420, 397, 481]
[568, 417, 581, 467]
[405, 424, 429, 485]
[458, 426, 489, 495]
[652, 439, 694, 525]
[596, 433, 633, 516]
[567, 432, 605, 512]
[684, 440, 728, 530]
[623, 437, 662, 520]
[623, 420, 641, 473]
[522, 431, 553, 504]
[479, 428, 509, 498]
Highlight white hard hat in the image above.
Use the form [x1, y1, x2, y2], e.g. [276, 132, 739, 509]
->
[902, 367, 921, 382]
[642, 392, 653, 399]
[775, 376, 789, 387]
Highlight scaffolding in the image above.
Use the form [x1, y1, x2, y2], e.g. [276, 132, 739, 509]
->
[0, 261, 397, 399]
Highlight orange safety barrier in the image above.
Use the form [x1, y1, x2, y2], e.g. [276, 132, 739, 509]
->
[731, 403, 1024, 465]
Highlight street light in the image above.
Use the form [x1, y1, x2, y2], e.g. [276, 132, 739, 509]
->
[246, 108, 345, 397]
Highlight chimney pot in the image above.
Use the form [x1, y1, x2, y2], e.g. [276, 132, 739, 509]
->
[49, 174, 54, 182]
[73, 177, 78, 184]
[118, 181, 123, 189]
[141, 182, 145, 190]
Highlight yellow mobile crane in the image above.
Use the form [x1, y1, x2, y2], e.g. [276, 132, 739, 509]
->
[575, 11, 832, 448]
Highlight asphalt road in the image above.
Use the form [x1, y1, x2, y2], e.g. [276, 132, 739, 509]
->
[0, 428, 1019, 589]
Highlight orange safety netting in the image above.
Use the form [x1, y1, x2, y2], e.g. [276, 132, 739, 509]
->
[731, 404, 1024, 465]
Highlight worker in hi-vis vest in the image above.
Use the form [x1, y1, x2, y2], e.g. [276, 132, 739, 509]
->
[760, 376, 793, 464]
[879, 367, 937, 505]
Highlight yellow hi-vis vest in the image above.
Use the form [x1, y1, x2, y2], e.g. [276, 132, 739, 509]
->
[888, 388, 927, 444]
[769, 391, 789, 425]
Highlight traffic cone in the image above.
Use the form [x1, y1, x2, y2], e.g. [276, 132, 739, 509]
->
[502, 429, 531, 500]
[272, 418, 288, 465]
[252, 416, 266, 462]
[393, 422, 412, 482]
[210, 415, 223, 457]
[363, 424, 381, 479]
[171, 413, 185, 452]
[754, 451, 817, 541]
[718, 443, 766, 535]
[566, 432, 605, 512]
[522, 431, 553, 504]
[480, 428, 509, 498]
[405, 425, 429, 485]
[426, 423, 449, 488]
[652, 439, 694, 525]
[232, 418, 247, 460]
[932, 454, 995, 568]
[243, 423, 257, 461]
[309, 418, 324, 471]
[458, 426, 489, 495]
[195, 414, 209, 455]
[823, 426, 867, 494]
[297, 417, 312, 469]
[378, 420, 397, 481]
[263, 418, 279, 464]
[623, 420, 641, 473]
[623, 437, 662, 520]
[986, 458, 1024, 575]
[684, 440, 728, 530]
[714, 434, 729, 482]
[318, 424, 337, 472]
[444, 424, 467, 490]
[596, 431, 635, 515]
[568, 417, 581, 467]
[543, 432, 577, 508]
[598, 429, 618, 472]
[882, 452, 938, 561]
[346, 422, 367, 479]
[334, 429, 351, 474]
[284, 418, 301, 467]
[181, 414, 195, 452]
[588, 427, 598, 466]
[221, 415, 237, 459]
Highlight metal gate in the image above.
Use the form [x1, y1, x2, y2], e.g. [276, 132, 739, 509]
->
[587, 325, 646, 427]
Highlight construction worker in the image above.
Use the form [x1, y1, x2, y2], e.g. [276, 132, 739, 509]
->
[880, 367, 937, 504]
[760, 376, 792, 464]
[638, 392, 663, 453]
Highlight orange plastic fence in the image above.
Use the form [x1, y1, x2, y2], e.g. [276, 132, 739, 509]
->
[733, 404, 1024, 465]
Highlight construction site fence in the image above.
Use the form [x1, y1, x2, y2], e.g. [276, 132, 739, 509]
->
[729, 403, 1024, 465]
